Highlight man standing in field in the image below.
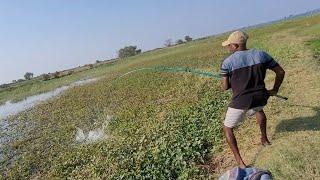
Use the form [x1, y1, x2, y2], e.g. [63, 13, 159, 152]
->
[220, 31, 285, 168]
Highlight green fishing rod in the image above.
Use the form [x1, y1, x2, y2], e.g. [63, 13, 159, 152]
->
[116, 66, 221, 80]
[116, 65, 288, 100]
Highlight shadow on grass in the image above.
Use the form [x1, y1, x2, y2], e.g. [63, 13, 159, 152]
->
[276, 105, 320, 132]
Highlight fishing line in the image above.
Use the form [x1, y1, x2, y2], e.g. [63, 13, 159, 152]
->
[114, 65, 288, 100]
[116, 66, 221, 80]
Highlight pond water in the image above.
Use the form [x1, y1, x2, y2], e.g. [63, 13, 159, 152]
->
[0, 78, 97, 120]
[0, 78, 98, 163]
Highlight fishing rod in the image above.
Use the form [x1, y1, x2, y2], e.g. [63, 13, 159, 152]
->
[116, 66, 288, 100]
[274, 94, 288, 100]
[116, 66, 221, 80]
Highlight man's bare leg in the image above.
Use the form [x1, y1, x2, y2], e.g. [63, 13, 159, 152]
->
[256, 110, 271, 145]
[223, 126, 247, 168]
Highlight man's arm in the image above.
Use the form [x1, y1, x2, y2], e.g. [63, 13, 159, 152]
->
[221, 76, 230, 90]
[220, 58, 231, 90]
[269, 65, 285, 95]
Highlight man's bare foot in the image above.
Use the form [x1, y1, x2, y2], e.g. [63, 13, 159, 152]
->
[239, 161, 247, 169]
[261, 139, 271, 146]
[238, 159, 247, 169]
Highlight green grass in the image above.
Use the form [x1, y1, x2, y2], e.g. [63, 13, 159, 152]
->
[252, 19, 320, 179]
[1, 14, 320, 179]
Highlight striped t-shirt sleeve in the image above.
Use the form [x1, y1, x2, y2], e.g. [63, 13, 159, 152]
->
[220, 60, 230, 76]
[262, 51, 279, 69]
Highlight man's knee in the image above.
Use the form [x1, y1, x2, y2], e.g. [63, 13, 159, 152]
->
[223, 125, 234, 136]
[223, 125, 232, 131]
[256, 110, 267, 120]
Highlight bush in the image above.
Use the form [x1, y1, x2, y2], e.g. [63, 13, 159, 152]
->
[42, 74, 51, 81]
[164, 39, 173, 47]
[67, 71, 74, 76]
[53, 71, 60, 79]
[24, 72, 34, 80]
[118, 46, 142, 58]
[0, 84, 9, 88]
[184, 36, 193, 42]
[136, 49, 142, 54]
[176, 39, 184, 45]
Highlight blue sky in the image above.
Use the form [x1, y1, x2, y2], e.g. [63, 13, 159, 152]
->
[0, 0, 319, 84]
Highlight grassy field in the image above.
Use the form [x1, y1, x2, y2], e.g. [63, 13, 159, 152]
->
[1, 14, 320, 179]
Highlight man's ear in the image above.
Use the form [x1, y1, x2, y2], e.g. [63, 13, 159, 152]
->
[233, 44, 239, 49]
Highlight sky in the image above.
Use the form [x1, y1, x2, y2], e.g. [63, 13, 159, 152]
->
[0, 0, 319, 84]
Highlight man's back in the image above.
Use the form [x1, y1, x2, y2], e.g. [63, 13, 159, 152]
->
[220, 49, 279, 109]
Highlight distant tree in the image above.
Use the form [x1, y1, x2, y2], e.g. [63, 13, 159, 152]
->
[53, 71, 60, 78]
[42, 74, 51, 81]
[0, 84, 9, 88]
[118, 46, 142, 58]
[12, 80, 17, 83]
[184, 35, 193, 42]
[24, 72, 34, 80]
[96, 60, 101, 64]
[17, 79, 25, 82]
[67, 70, 74, 75]
[164, 39, 173, 47]
[176, 39, 184, 45]
[135, 49, 142, 54]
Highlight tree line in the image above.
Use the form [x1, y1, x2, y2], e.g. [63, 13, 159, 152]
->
[11, 35, 193, 84]
[118, 35, 193, 58]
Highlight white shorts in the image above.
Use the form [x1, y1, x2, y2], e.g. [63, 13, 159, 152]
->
[224, 106, 264, 128]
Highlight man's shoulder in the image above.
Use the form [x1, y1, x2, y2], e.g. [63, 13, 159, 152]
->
[221, 49, 273, 69]
[250, 49, 272, 59]
[223, 53, 237, 64]
[224, 49, 264, 60]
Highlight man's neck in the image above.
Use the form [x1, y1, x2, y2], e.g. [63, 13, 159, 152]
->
[235, 47, 248, 52]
